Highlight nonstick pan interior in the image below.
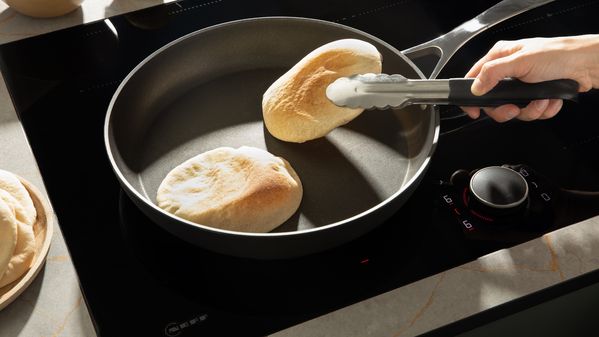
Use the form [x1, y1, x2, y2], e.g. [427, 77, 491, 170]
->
[106, 17, 437, 258]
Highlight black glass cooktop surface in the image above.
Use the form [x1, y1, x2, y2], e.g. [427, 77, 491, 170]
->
[1, 0, 599, 336]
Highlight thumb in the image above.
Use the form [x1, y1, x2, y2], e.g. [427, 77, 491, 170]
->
[471, 53, 527, 96]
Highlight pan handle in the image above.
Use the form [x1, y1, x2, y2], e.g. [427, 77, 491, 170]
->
[402, 0, 555, 79]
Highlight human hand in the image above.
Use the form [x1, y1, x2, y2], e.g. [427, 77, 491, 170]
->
[462, 35, 599, 122]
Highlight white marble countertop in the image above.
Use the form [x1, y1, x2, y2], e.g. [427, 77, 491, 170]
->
[1, 1, 598, 337]
[273, 216, 599, 337]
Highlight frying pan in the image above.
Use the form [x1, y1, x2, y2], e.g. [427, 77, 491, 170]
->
[105, 0, 568, 259]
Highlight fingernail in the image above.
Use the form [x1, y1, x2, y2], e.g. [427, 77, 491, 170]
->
[471, 78, 485, 96]
[533, 99, 549, 112]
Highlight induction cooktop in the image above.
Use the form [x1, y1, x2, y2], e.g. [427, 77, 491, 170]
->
[1, 0, 599, 336]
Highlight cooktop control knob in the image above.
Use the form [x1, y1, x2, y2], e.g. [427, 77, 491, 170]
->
[469, 166, 529, 211]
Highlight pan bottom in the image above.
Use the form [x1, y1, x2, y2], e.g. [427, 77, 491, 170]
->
[134, 68, 416, 232]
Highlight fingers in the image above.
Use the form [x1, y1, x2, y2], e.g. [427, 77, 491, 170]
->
[461, 106, 481, 119]
[471, 53, 530, 96]
[472, 99, 564, 122]
[462, 38, 567, 121]
[515, 99, 562, 121]
[466, 53, 497, 78]
[482, 105, 520, 122]
[535, 99, 563, 120]
[514, 100, 547, 121]
[465, 41, 518, 78]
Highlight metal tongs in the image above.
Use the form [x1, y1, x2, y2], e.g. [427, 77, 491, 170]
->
[326, 73, 579, 110]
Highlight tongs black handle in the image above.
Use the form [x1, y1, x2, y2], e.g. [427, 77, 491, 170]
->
[448, 78, 579, 107]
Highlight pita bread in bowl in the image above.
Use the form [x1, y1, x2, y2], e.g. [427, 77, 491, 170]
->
[0, 190, 36, 288]
[0, 173, 53, 311]
[0, 199, 17, 288]
[0, 169, 36, 226]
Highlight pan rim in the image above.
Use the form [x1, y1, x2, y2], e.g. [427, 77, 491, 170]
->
[104, 16, 440, 238]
